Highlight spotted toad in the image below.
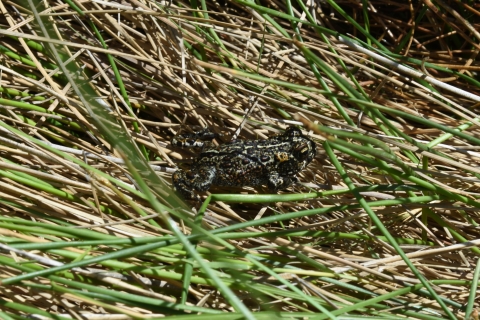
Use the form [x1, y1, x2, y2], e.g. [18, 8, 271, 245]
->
[171, 126, 316, 201]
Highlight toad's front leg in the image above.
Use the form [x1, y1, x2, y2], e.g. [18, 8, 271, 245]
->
[172, 167, 217, 201]
[267, 172, 298, 192]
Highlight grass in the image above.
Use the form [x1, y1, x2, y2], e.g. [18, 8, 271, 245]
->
[0, 0, 479, 319]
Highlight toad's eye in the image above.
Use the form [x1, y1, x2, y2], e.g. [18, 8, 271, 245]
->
[293, 142, 313, 161]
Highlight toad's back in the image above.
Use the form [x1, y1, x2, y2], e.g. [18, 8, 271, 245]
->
[172, 126, 316, 201]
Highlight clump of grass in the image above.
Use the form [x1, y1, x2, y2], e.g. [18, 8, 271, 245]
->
[0, 0, 479, 319]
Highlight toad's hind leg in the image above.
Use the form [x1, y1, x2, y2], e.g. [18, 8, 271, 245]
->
[172, 167, 216, 201]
